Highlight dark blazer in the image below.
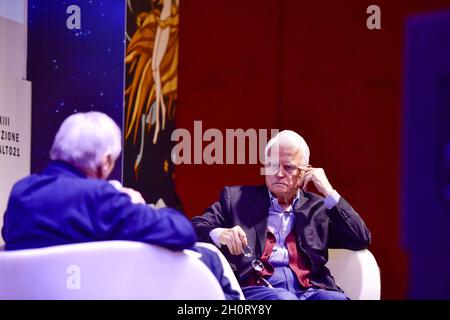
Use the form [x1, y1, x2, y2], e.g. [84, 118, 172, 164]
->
[191, 185, 371, 291]
[2, 161, 197, 251]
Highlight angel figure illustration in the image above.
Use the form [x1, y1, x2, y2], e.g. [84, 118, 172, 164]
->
[125, 0, 179, 177]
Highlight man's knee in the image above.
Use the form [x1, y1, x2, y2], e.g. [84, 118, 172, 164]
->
[243, 286, 298, 300]
[301, 288, 349, 300]
[271, 289, 299, 300]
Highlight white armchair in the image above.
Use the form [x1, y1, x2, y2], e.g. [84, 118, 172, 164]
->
[326, 249, 381, 300]
[0, 241, 225, 300]
[0, 242, 380, 300]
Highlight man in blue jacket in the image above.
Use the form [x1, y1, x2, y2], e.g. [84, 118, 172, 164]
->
[2, 111, 197, 251]
[1, 111, 241, 299]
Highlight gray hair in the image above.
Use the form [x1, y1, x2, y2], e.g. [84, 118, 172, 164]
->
[264, 130, 310, 166]
[50, 111, 122, 173]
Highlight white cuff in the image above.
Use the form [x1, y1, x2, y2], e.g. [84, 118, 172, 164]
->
[209, 228, 226, 248]
[324, 190, 341, 209]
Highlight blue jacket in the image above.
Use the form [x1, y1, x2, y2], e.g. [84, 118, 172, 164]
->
[2, 161, 197, 251]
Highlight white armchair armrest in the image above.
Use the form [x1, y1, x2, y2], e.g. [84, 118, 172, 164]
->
[326, 249, 381, 300]
[0, 241, 226, 300]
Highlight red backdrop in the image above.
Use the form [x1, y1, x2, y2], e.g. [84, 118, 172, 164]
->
[175, 0, 450, 299]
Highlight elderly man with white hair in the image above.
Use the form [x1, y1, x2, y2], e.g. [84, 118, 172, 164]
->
[191, 130, 371, 300]
[2, 111, 196, 251]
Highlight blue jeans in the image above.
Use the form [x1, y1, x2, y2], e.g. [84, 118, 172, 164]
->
[242, 267, 349, 300]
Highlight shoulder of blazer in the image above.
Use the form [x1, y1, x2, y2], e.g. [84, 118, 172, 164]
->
[293, 190, 325, 218]
[224, 185, 269, 203]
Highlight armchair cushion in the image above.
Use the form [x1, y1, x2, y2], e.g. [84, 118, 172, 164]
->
[0, 240, 225, 300]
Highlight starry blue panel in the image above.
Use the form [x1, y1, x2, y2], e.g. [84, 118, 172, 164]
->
[28, 0, 125, 179]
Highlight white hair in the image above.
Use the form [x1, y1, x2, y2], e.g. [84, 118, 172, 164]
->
[264, 130, 310, 166]
[50, 111, 122, 173]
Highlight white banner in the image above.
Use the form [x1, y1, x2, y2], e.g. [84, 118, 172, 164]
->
[0, 79, 31, 245]
[0, 0, 30, 245]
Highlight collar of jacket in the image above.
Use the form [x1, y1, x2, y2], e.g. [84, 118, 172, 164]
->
[267, 189, 301, 213]
[43, 160, 87, 179]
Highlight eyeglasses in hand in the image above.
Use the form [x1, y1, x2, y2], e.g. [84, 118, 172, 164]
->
[242, 245, 273, 288]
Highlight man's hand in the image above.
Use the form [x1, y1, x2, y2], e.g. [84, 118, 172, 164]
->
[109, 180, 147, 204]
[122, 187, 146, 205]
[219, 226, 248, 255]
[298, 166, 334, 197]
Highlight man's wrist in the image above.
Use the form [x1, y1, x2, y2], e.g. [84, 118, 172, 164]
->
[322, 187, 334, 197]
[324, 190, 341, 209]
[209, 228, 225, 248]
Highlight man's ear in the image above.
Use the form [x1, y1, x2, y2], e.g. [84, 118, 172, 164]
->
[104, 153, 113, 168]
[98, 153, 114, 180]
